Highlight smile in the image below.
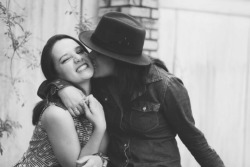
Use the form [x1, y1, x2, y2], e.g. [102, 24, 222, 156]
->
[76, 63, 88, 72]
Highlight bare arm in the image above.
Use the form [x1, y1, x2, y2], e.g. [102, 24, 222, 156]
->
[37, 79, 87, 116]
[41, 106, 82, 167]
[78, 95, 107, 157]
[58, 86, 86, 117]
[76, 95, 109, 167]
[41, 101, 106, 167]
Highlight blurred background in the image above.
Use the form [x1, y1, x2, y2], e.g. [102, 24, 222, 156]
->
[0, 0, 249, 166]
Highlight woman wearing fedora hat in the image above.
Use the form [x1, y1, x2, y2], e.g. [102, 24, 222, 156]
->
[38, 12, 225, 167]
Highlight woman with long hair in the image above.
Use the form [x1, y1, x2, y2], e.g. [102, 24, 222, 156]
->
[14, 34, 108, 167]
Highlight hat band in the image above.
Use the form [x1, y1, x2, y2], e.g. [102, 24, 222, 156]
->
[91, 33, 142, 56]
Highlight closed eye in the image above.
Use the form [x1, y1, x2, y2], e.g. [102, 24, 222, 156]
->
[77, 49, 84, 54]
[61, 57, 72, 64]
[76, 46, 87, 55]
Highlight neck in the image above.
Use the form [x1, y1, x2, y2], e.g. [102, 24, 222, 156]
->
[78, 80, 91, 96]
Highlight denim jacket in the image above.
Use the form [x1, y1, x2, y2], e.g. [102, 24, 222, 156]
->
[37, 64, 225, 167]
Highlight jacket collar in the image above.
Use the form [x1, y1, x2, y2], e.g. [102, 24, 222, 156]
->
[131, 64, 163, 101]
[144, 64, 163, 84]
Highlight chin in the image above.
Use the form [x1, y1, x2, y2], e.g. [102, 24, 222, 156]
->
[80, 72, 94, 79]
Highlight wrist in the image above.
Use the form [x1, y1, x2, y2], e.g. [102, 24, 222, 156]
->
[50, 85, 59, 96]
[94, 123, 106, 132]
[93, 152, 109, 167]
[50, 79, 71, 96]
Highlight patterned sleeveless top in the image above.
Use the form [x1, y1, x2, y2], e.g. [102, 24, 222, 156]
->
[13, 100, 93, 167]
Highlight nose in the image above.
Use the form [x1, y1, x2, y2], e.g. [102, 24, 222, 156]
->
[73, 55, 82, 63]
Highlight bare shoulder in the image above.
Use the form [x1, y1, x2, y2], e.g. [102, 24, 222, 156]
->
[41, 104, 73, 129]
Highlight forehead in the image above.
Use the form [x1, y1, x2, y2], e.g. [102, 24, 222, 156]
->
[52, 38, 79, 59]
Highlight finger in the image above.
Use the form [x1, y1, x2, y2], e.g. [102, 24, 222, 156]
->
[77, 160, 88, 167]
[79, 101, 86, 115]
[82, 159, 94, 167]
[68, 108, 76, 117]
[76, 105, 83, 116]
[84, 96, 90, 106]
[82, 101, 92, 116]
[75, 105, 81, 116]
[88, 95, 102, 113]
[76, 156, 89, 165]
[76, 161, 87, 167]
[88, 94, 94, 102]
[87, 95, 95, 108]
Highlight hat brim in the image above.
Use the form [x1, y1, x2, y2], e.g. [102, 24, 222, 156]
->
[79, 31, 151, 66]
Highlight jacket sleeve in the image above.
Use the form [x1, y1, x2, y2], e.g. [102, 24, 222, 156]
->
[163, 76, 225, 167]
[37, 79, 72, 99]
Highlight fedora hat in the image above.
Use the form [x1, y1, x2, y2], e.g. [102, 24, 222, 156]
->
[79, 11, 151, 66]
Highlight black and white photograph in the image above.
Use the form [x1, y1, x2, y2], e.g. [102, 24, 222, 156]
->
[0, 0, 249, 167]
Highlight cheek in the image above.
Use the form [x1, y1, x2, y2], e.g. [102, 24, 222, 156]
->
[56, 65, 73, 79]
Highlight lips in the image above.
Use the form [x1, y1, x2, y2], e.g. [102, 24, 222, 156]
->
[76, 63, 88, 72]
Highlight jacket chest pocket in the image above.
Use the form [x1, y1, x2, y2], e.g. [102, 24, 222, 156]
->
[130, 102, 160, 132]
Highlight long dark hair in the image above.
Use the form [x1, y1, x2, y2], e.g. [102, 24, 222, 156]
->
[113, 56, 168, 107]
[32, 34, 88, 125]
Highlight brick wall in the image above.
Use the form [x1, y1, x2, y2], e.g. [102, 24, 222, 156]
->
[99, 0, 159, 57]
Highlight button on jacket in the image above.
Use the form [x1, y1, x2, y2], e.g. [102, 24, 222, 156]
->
[92, 64, 225, 167]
